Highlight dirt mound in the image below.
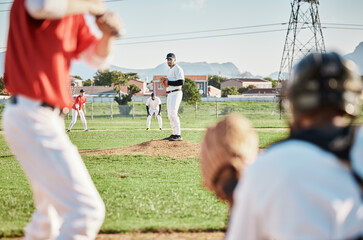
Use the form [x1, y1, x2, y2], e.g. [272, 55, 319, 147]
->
[80, 139, 201, 159]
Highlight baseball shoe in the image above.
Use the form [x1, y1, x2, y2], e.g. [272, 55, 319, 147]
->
[85, 130, 88, 132]
[67, 130, 70, 132]
[146, 128, 150, 131]
[160, 128, 162, 130]
[169, 135, 182, 141]
[164, 134, 175, 140]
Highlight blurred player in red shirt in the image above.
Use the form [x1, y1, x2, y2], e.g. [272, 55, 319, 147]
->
[2, 0, 122, 238]
[68, 89, 88, 132]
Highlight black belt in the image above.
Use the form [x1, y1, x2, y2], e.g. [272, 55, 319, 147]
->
[10, 96, 56, 110]
[166, 89, 181, 94]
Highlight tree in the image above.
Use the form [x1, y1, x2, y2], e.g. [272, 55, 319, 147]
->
[238, 84, 257, 94]
[264, 77, 277, 88]
[208, 75, 228, 89]
[83, 79, 93, 86]
[182, 78, 202, 105]
[93, 70, 128, 87]
[72, 75, 82, 80]
[114, 84, 141, 105]
[222, 86, 239, 97]
[0, 76, 7, 95]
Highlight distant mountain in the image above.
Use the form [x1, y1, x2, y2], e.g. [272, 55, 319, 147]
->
[110, 61, 242, 81]
[345, 41, 363, 75]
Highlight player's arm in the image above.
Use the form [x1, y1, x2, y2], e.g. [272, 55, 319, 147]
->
[167, 67, 185, 86]
[83, 103, 86, 114]
[146, 105, 150, 116]
[167, 79, 184, 86]
[158, 104, 161, 115]
[25, 0, 106, 20]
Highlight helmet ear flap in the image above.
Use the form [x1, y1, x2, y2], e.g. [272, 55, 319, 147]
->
[286, 52, 362, 117]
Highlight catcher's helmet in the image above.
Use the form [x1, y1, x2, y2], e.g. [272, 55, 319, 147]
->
[286, 52, 362, 117]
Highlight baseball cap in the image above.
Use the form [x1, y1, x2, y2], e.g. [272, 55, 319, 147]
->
[80, 89, 85, 93]
[166, 53, 176, 59]
[151, 93, 155, 97]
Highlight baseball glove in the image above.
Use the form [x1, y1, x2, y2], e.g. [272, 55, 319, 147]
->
[160, 77, 169, 88]
[200, 115, 258, 205]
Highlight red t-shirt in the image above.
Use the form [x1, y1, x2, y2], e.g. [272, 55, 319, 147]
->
[4, 0, 97, 109]
[72, 95, 87, 110]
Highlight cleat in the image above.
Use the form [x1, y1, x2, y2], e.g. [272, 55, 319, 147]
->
[160, 128, 162, 130]
[163, 134, 175, 140]
[67, 130, 70, 132]
[85, 130, 88, 132]
[146, 128, 149, 130]
[169, 135, 182, 141]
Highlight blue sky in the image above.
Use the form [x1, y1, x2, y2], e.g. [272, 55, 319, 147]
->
[0, 0, 362, 77]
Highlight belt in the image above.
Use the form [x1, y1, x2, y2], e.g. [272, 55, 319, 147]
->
[10, 96, 55, 110]
[166, 89, 181, 94]
[10, 96, 68, 116]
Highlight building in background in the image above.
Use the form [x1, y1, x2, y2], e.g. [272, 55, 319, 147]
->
[221, 78, 272, 90]
[207, 86, 221, 97]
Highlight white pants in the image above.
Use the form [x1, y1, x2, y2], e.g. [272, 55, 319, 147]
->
[68, 108, 87, 131]
[167, 90, 183, 135]
[2, 95, 105, 240]
[147, 109, 162, 129]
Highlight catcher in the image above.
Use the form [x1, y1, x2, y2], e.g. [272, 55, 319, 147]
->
[200, 115, 259, 207]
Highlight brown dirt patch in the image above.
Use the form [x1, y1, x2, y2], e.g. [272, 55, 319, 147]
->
[2, 232, 224, 240]
[79, 139, 200, 159]
[96, 232, 225, 240]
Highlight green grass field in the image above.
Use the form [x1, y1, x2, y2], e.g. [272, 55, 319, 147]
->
[0, 102, 289, 237]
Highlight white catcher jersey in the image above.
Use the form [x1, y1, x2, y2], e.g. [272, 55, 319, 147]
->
[146, 97, 161, 110]
[166, 64, 184, 92]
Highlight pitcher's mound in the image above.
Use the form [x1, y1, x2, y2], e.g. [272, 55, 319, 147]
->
[80, 139, 200, 159]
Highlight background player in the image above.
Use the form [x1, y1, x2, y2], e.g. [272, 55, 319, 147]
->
[161, 53, 184, 141]
[146, 93, 162, 130]
[68, 89, 88, 132]
[226, 52, 363, 239]
[2, 0, 122, 238]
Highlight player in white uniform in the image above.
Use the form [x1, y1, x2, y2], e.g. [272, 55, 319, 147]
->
[226, 52, 363, 240]
[146, 93, 162, 130]
[163, 53, 184, 141]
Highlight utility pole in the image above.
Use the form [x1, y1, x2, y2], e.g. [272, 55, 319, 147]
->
[278, 0, 326, 82]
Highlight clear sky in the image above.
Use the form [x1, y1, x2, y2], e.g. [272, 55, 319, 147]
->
[0, 0, 362, 77]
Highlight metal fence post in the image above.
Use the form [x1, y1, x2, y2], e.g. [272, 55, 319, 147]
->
[195, 102, 198, 119]
[216, 102, 218, 118]
[132, 103, 135, 120]
[110, 102, 113, 120]
[91, 102, 93, 120]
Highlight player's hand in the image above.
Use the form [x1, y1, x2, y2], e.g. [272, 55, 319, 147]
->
[147, 114, 150, 117]
[158, 113, 161, 116]
[96, 11, 123, 37]
[87, 0, 107, 16]
[84, 110, 86, 115]
[160, 77, 169, 88]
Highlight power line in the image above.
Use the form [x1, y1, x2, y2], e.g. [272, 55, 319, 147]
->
[121, 23, 288, 40]
[116, 28, 287, 45]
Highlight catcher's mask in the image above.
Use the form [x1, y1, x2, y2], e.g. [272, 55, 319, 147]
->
[285, 52, 362, 117]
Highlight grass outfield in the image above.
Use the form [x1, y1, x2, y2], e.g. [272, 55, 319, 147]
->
[0, 101, 289, 237]
[0, 128, 287, 237]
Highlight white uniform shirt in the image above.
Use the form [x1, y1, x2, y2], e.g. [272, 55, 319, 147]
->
[146, 97, 161, 111]
[226, 127, 363, 240]
[166, 64, 184, 92]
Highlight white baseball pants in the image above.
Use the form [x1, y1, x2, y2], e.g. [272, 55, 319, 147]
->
[167, 90, 183, 135]
[68, 108, 87, 131]
[2, 95, 105, 240]
[147, 109, 162, 129]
